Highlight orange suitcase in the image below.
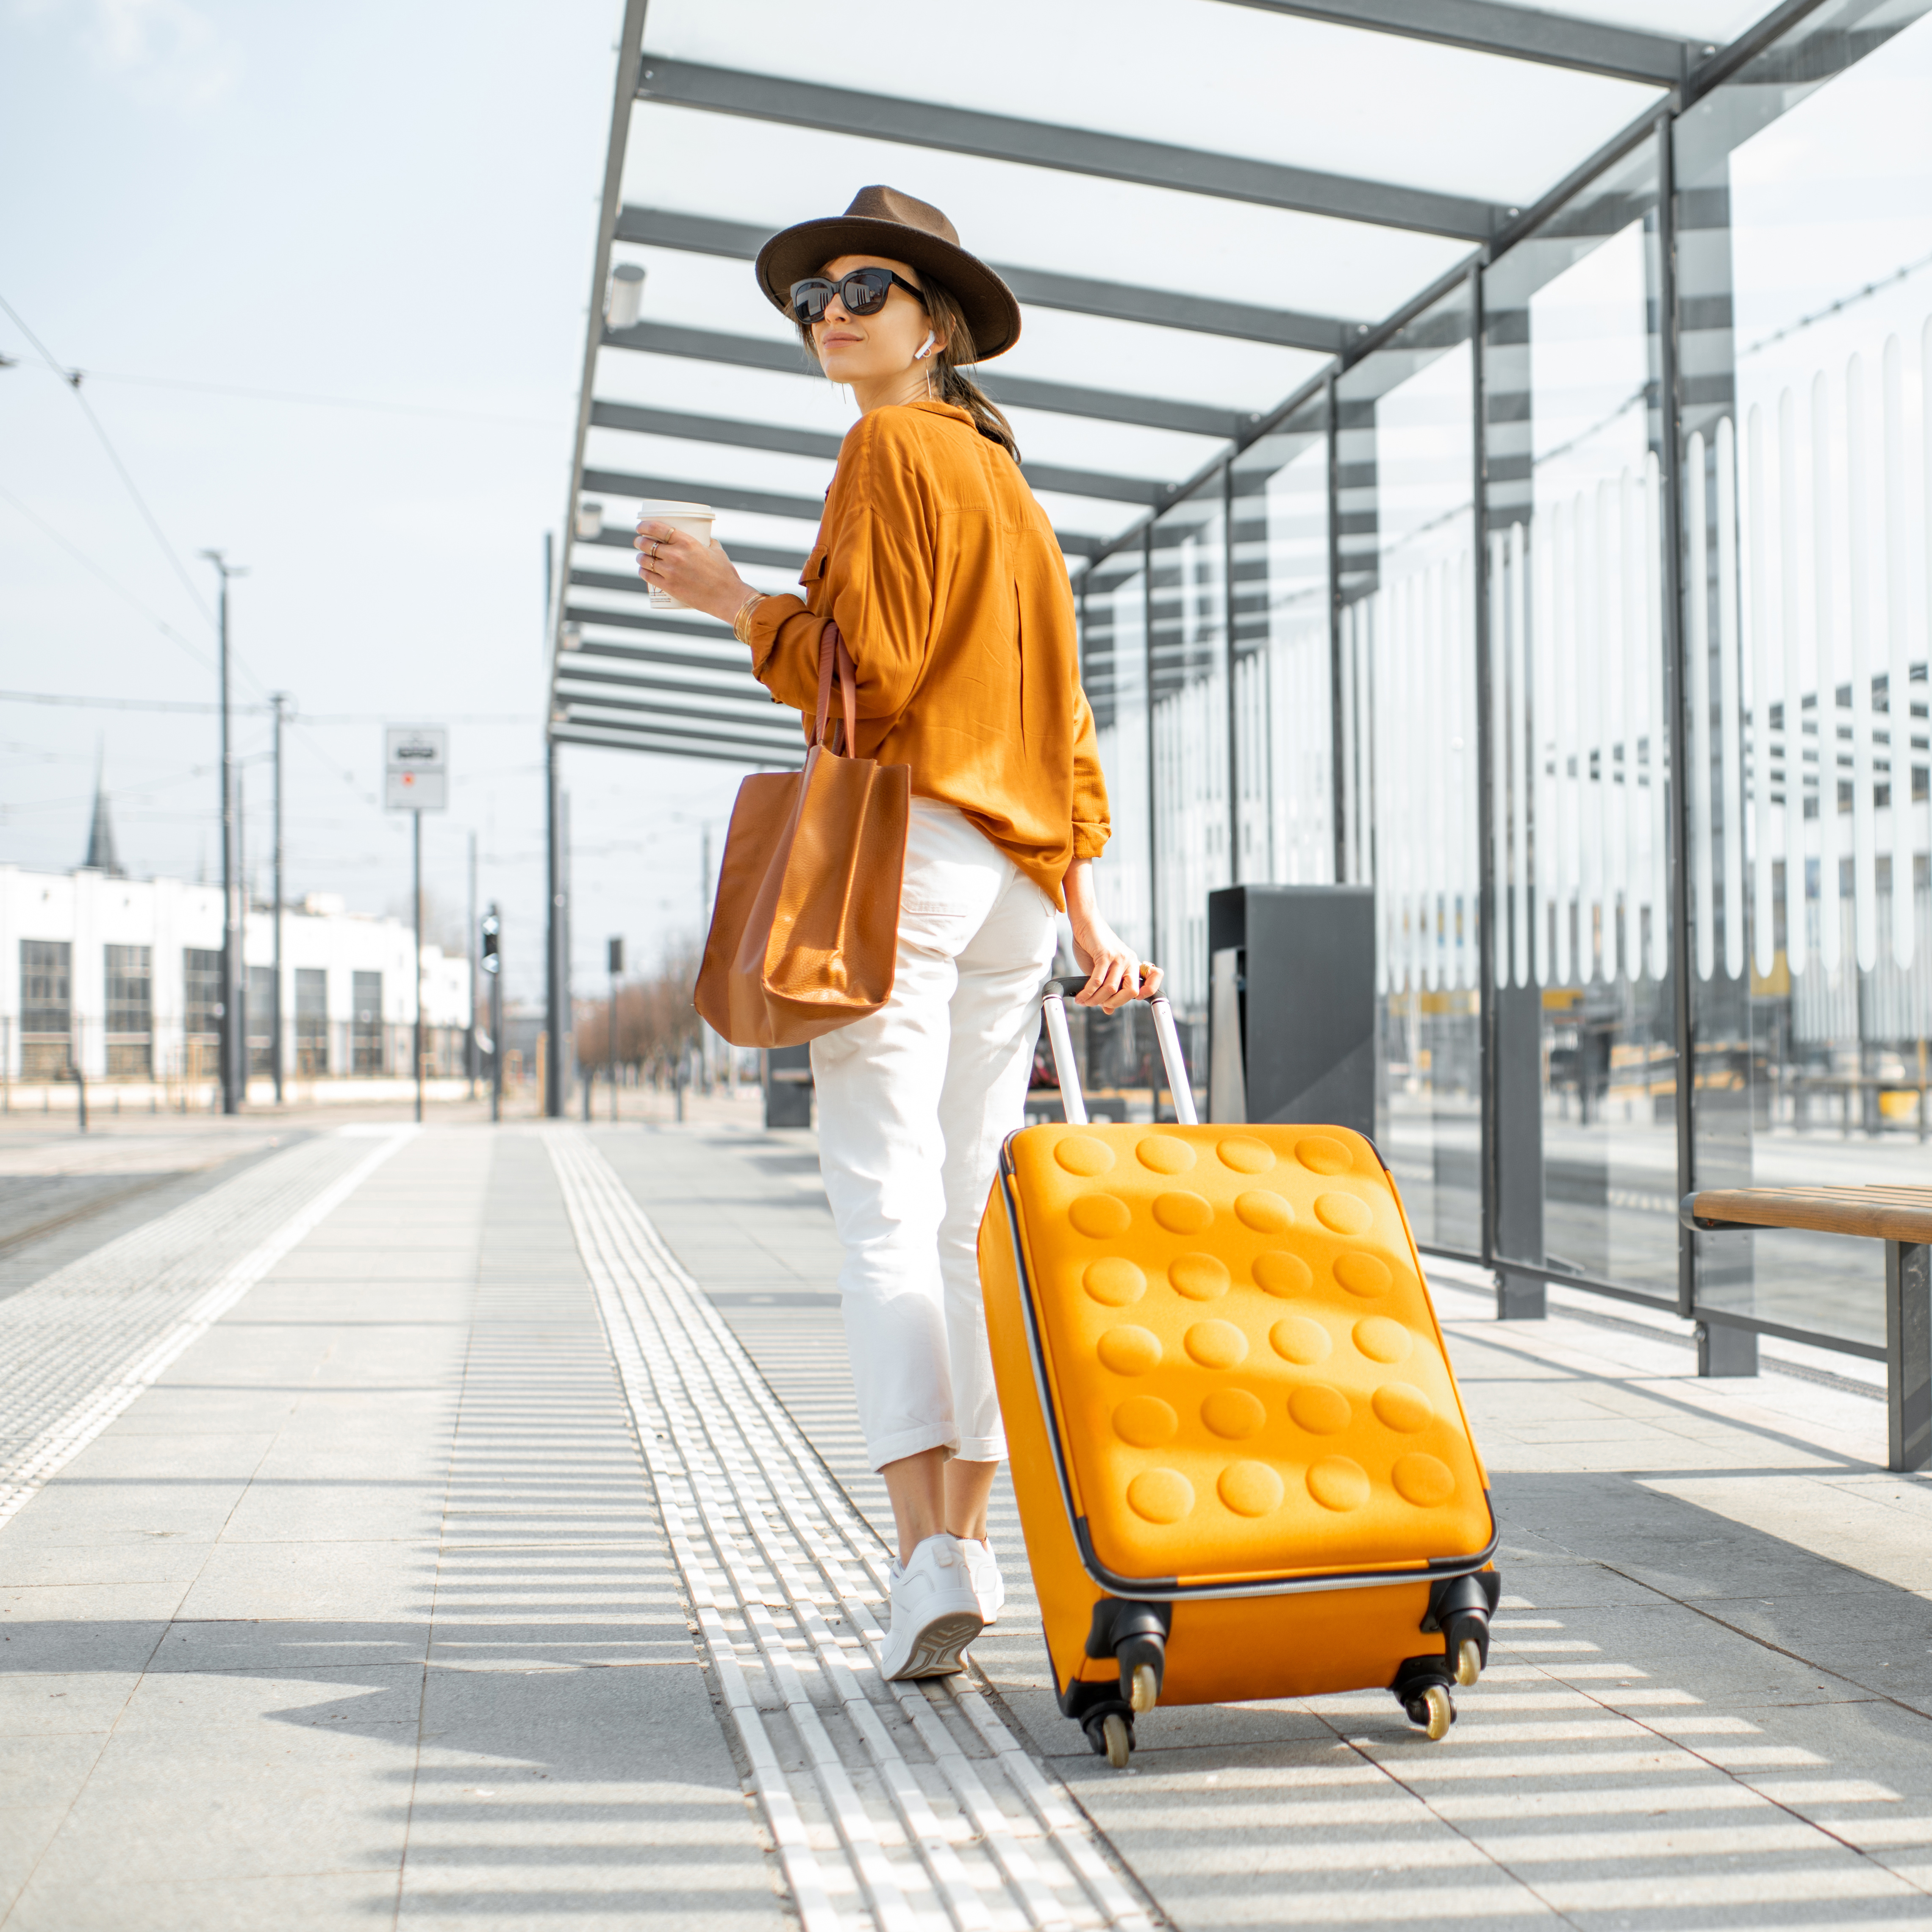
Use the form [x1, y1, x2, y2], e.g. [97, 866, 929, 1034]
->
[978, 984, 1499, 1766]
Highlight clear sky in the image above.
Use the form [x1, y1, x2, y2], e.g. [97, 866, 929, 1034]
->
[0, 0, 745, 1005]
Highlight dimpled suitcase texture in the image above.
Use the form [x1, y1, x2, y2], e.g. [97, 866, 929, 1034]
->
[977, 985, 1499, 1767]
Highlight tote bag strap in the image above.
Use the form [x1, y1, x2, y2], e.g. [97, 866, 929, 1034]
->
[809, 620, 860, 755]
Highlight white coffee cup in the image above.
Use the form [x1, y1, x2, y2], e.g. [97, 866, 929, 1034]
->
[634, 500, 716, 611]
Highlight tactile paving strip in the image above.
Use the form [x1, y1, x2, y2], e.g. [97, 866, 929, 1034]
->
[1004, 1125, 1490, 1582]
[548, 1128, 1155, 1932]
[0, 1129, 411, 1524]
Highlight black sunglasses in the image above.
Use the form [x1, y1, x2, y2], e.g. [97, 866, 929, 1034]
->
[788, 267, 928, 325]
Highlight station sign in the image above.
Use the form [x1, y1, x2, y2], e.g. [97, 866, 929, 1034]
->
[384, 726, 448, 811]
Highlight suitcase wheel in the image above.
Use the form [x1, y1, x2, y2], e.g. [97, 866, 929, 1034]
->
[1403, 1683, 1456, 1741]
[1130, 1660, 1160, 1715]
[1455, 1636, 1483, 1688]
[1083, 1706, 1136, 1767]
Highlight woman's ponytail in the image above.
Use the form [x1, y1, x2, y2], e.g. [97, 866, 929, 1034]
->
[920, 280, 1021, 462]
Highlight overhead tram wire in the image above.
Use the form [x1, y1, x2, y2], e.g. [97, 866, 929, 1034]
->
[0, 292, 219, 630]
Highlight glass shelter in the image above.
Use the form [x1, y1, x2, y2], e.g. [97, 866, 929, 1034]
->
[547, 0, 1932, 1382]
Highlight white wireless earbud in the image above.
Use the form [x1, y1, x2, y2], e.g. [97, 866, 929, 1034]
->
[914, 330, 936, 361]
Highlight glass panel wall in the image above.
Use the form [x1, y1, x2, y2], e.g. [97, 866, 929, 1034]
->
[1060, 0, 1932, 1368]
[1484, 137, 1679, 1302]
[1676, 0, 1932, 1352]
[1149, 485, 1232, 1096]
[1337, 280, 1482, 1252]
[1079, 547, 1155, 968]
[1230, 394, 1334, 885]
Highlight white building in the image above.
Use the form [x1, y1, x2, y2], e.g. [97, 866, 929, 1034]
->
[0, 865, 471, 1084]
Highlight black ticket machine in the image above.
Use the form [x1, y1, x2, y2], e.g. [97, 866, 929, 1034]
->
[1205, 884, 1375, 1136]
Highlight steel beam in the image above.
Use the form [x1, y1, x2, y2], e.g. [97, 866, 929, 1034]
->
[572, 560, 806, 597]
[613, 207, 1362, 355]
[553, 722, 802, 767]
[1220, 1, 1699, 85]
[558, 664, 773, 707]
[603, 320, 1250, 433]
[580, 467, 826, 524]
[556, 710, 802, 757]
[590, 402, 1174, 505]
[561, 690, 802, 741]
[634, 58, 1506, 241]
[564, 605, 736, 646]
[577, 467, 1107, 555]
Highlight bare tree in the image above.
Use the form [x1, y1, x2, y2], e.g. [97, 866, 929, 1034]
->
[577, 937, 705, 1080]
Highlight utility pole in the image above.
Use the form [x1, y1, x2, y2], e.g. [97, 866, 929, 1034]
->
[544, 532, 566, 1120]
[413, 812, 424, 1127]
[271, 693, 288, 1105]
[383, 724, 447, 1128]
[466, 829, 477, 1100]
[201, 549, 247, 1114]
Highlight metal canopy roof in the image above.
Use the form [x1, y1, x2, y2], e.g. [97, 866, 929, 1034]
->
[546, 0, 1783, 768]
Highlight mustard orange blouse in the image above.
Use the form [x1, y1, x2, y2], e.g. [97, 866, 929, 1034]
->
[744, 398, 1110, 905]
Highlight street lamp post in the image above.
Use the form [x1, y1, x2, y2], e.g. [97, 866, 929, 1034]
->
[200, 550, 248, 1115]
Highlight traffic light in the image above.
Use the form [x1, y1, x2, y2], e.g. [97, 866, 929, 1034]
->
[481, 909, 501, 975]
[608, 936, 624, 976]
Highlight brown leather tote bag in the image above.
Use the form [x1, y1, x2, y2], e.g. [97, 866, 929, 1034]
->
[694, 622, 911, 1048]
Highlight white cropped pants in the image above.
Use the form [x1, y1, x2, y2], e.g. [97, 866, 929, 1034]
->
[811, 799, 1059, 1471]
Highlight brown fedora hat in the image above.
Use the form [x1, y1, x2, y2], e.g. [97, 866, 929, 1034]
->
[755, 186, 1022, 363]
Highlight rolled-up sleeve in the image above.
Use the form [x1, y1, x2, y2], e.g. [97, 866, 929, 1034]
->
[1070, 686, 1111, 861]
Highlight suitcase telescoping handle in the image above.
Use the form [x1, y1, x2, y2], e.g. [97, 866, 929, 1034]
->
[1040, 980, 1198, 1128]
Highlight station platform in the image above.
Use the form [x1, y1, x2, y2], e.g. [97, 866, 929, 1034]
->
[2, 1113, 1929, 1930]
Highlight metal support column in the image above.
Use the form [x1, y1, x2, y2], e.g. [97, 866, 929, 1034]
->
[271, 692, 286, 1107]
[203, 551, 244, 1114]
[1658, 117, 1754, 1373]
[413, 812, 424, 1127]
[1887, 1239, 1931, 1472]
[1326, 375, 1347, 883]
[1222, 463, 1241, 884]
[546, 734, 565, 1120]
[466, 829, 477, 1099]
[1469, 262, 1544, 1319]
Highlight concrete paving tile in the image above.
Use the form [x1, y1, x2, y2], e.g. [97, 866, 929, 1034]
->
[47, 1432, 281, 1482]
[0, 1579, 190, 1623]
[174, 1538, 440, 1620]
[20, 1718, 417, 1885]
[0, 1807, 72, 1915]
[0, 1732, 111, 1807]
[0, 1619, 168, 1672]
[6, 1868, 397, 1932]
[113, 1663, 423, 1736]
[147, 1619, 431, 1672]
[3, 1485, 247, 1546]
[414, 1655, 735, 1783]
[219, 1484, 447, 1544]
[0, 1671, 136, 1736]
[394, 1779, 785, 1930]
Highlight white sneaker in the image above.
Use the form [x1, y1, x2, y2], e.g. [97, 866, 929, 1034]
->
[890, 1538, 1004, 1625]
[879, 1535, 983, 1680]
[962, 1538, 1005, 1626]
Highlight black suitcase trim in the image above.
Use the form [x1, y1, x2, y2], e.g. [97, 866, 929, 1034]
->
[996, 1135, 1499, 1604]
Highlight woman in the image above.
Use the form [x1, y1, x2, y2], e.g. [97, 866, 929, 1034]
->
[636, 185, 1160, 1680]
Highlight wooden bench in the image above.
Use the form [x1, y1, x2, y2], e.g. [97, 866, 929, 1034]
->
[1680, 1185, 1932, 1471]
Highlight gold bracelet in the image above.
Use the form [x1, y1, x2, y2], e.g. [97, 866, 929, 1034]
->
[731, 591, 766, 646]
